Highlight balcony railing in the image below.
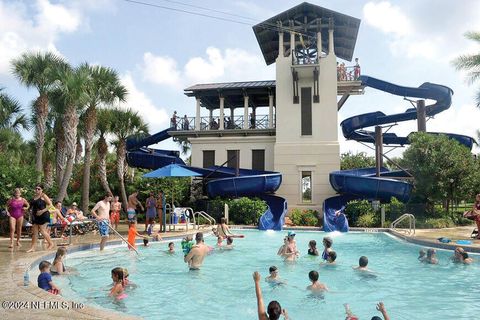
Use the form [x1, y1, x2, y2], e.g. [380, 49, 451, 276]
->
[338, 65, 361, 82]
[171, 114, 275, 132]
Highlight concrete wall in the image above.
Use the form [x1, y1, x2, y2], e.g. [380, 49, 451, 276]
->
[190, 136, 276, 170]
[274, 49, 340, 212]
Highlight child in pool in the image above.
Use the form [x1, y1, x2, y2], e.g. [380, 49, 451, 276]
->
[51, 247, 68, 275]
[223, 237, 234, 250]
[308, 240, 319, 256]
[343, 303, 359, 320]
[461, 252, 474, 264]
[306, 270, 328, 292]
[265, 266, 285, 284]
[425, 248, 438, 264]
[143, 238, 149, 247]
[110, 267, 126, 299]
[167, 242, 175, 253]
[181, 235, 194, 256]
[216, 235, 224, 247]
[326, 251, 337, 264]
[321, 237, 333, 260]
[127, 221, 147, 250]
[38, 261, 60, 295]
[353, 256, 370, 271]
[418, 249, 427, 262]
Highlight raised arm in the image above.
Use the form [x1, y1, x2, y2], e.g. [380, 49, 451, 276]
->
[253, 271, 268, 320]
[376, 302, 390, 320]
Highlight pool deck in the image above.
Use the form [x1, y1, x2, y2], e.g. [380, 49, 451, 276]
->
[0, 223, 479, 319]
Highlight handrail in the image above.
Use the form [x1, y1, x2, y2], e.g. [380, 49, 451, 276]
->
[391, 213, 416, 235]
[193, 211, 215, 229]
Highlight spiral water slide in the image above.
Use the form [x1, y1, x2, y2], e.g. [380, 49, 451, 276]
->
[126, 130, 287, 231]
[324, 75, 476, 232]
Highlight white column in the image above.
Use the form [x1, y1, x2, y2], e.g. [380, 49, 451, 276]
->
[328, 26, 334, 55]
[219, 96, 225, 130]
[278, 32, 284, 58]
[317, 19, 322, 59]
[290, 31, 295, 56]
[268, 94, 274, 128]
[243, 95, 249, 129]
[195, 97, 201, 130]
[209, 109, 213, 129]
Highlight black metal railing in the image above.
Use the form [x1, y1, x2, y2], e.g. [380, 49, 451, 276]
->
[170, 114, 275, 131]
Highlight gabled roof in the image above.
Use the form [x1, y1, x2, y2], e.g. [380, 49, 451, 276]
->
[253, 2, 361, 65]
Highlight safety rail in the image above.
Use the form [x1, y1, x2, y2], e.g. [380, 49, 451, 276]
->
[390, 213, 416, 235]
[193, 211, 216, 229]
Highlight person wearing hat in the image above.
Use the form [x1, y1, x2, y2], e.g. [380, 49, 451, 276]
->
[67, 202, 86, 221]
[284, 231, 299, 262]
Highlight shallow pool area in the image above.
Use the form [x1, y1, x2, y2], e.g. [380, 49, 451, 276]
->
[57, 230, 479, 319]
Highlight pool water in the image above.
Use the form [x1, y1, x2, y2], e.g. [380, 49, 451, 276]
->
[58, 230, 479, 319]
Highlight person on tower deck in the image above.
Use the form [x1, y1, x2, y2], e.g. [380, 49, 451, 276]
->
[354, 58, 361, 80]
[170, 111, 177, 129]
[250, 112, 256, 129]
[182, 115, 189, 130]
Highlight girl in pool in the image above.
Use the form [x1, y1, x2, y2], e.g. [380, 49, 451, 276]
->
[6, 188, 29, 248]
[321, 237, 333, 261]
[307, 240, 319, 256]
[110, 267, 127, 299]
[51, 247, 68, 275]
[425, 248, 438, 264]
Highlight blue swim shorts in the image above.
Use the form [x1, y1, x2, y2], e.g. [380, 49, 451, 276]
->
[97, 220, 109, 237]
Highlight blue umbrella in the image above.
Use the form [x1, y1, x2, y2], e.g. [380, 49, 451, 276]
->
[143, 163, 202, 178]
[143, 164, 202, 232]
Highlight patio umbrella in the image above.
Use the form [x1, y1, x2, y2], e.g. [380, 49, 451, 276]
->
[143, 164, 202, 232]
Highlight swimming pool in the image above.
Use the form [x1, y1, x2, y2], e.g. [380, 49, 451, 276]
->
[57, 230, 478, 319]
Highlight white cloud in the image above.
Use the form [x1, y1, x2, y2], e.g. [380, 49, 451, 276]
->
[0, 0, 111, 75]
[141, 46, 274, 88]
[363, 1, 480, 61]
[119, 73, 170, 133]
[142, 52, 182, 88]
[363, 2, 412, 37]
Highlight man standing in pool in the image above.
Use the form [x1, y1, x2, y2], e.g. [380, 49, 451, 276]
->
[184, 232, 210, 270]
[91, 193, 113, 251]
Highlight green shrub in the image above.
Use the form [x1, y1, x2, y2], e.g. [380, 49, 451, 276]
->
[289, 208, 319, 226]
[356, 212, 378, 227]
[385, 197, 406, 222]
[345, 200, 374, 226]
[229, 197, 267, 225]
[421, 218, 455, 229]
[207, 197, 232, 223]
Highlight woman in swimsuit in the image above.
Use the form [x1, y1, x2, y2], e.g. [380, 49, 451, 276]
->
[27, 184, 54, 252]
[471, 194, 480, 238]
[51, 247, 68, 275]
[217, 217, 244, 238]
[6, 188, 29, 248]
[145, 192, 157, 232]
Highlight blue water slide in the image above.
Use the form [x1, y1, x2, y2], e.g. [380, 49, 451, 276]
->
[326, 75, 474, 232]
[125, 129, 287, 231]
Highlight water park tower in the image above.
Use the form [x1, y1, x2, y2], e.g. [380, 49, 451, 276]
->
[253, 3, 361, 211]
[171, 3, 362, 214]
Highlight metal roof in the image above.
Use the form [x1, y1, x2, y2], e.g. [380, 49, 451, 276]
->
[184, 80, 276, 110]
[184, 80, 276, 92]
[253, 2, 361, 65]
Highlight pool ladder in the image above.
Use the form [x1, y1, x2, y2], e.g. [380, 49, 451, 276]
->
[192, 211, 216, 229]
[391, 213, 416, 235]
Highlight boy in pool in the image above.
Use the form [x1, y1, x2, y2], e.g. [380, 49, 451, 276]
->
[353, 256, 370, 271]
[306, 270, 328, 292]
[265, 266, 282, 284]
[327, 251, 337, 264]
[461, 252, 474, 264]
[418, 249, 426, 262]
[425, 248, 438, 264]
[37, 261, 60, 295]
[181, 235, 194, 256]
[168, 242, 175, 253]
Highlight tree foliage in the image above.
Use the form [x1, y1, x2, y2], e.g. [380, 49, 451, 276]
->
[340, 151, 376, 170]
[401, 132, 478, 209]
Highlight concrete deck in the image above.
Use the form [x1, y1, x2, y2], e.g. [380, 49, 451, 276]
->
[0, 223, 479, 319]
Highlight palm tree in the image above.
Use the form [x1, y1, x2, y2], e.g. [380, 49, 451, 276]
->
[79, 64, 127, 214]
[11, 52, 68, 179]
[453, 31, 480, 107]
[110, 107, 148, 210]
[96, 108, 113, 195]
[54, 66, 89, 202]
[0, 88, 29, 132]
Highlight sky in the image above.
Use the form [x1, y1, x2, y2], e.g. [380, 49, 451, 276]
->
[1, 0, 480, 158]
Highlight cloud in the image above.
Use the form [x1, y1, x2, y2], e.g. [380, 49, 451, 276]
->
[0, 0, 111, 75]
[119, 73, 170, 133]
[141, 46, 274, 88]
[142, 52, 182, 88]
[363, 1, 480, 61]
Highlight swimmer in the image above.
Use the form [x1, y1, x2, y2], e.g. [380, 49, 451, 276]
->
[184, 232, 210, 270]
[308, 240, 319, 256]
[51, 247, 68, 275]
[223, 237, 234, 250]
[216, 235, 224, 247]
[284, 231, 299, 262]
[217, 217, 244, 238]
[265, 266, 285, 284]
[425, 248, 438, 264]
[110, 267, 126, 299]
[461, 252, 474, 264]
[343, 303, 359, 320]
[353, 256, 370, 271]
[306, 270, 328, 292]
[277, 236, 288, 259]
[418, 249, 427, 262]
[253, 271, 289, 320]
[143, 238, 149, 247]
[321, 237, 333, 261]
[452, 247, 465, 263]
[181, 235, 194, 256]
[168, 242, 175, 253]
[326, 251, 337, 264]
